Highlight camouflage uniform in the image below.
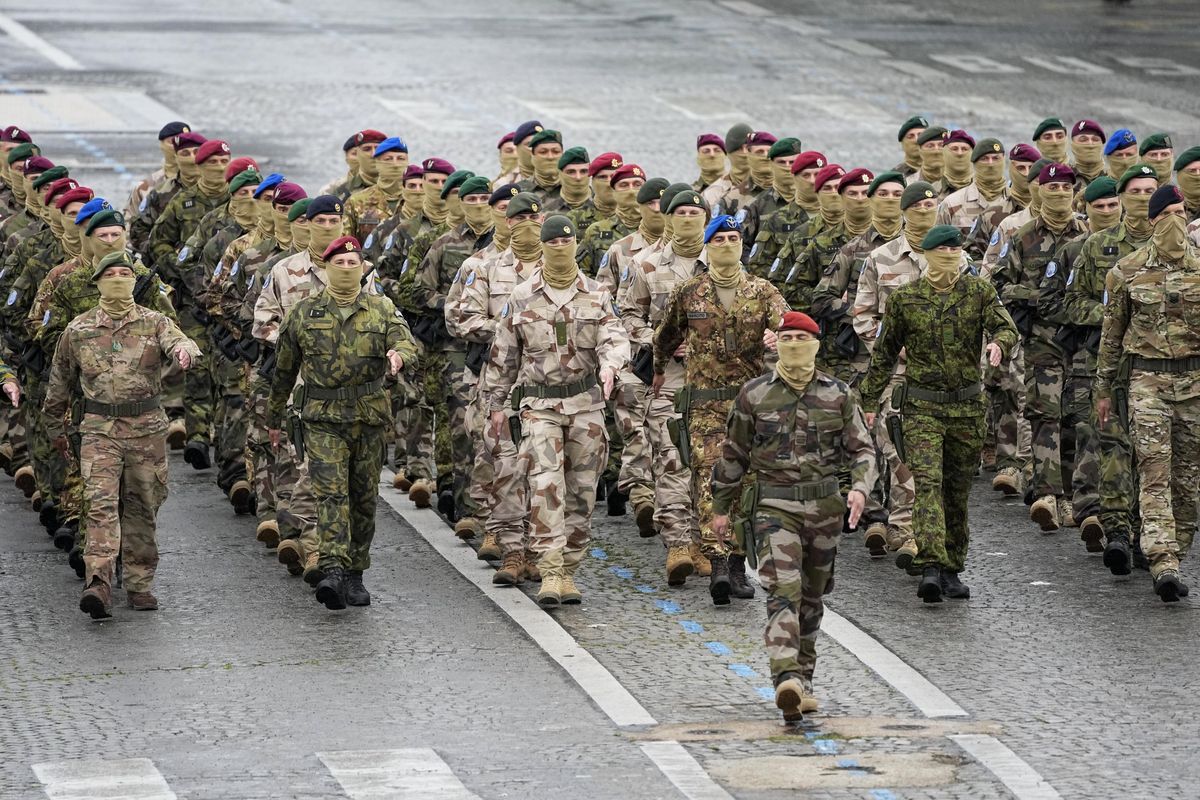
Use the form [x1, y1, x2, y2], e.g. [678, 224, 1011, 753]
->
[129, 175, 185, 261]
[774, 215, 836, 312]
[740, 188, 789, 262]
[712, 370, 875, 685]
[937, 183, 1007, 240]
[578, 216, 635, 291]
[860, 276, 1018, 573]
[344, 185, 402, 247]
[714, 175, 761, 219]
[812, 227, 890, 382]
[653, 272, 788, 558]
[515, 179, 566, 214]
[746, 202, 811, 283]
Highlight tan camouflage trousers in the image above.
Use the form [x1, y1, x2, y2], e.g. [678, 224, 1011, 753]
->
[80, 427, 168, 592]
[755, 495, 840, 683]
[641, 387, 695, 548]
[485, 417, 527, 554]
[1025, 358, 1069, 499]
[1128, 371, 1200, 579]
[985, 339, 1032, 471]
[519, 407, 607, 557]
[613, 381, 656, 510]
[874, 376, 915, 541]
[462, 373, 490, 523]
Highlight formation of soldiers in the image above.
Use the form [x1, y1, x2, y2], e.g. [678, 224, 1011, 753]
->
[2, 109, 1199, 722]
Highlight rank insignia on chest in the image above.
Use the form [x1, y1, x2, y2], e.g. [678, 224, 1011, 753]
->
[1103, 246, 1117, 256]
[112, 341, 122, 352]
[183, 199, 194, 209]
[309, 308, 326, 318]
[555, 319, 568, 345]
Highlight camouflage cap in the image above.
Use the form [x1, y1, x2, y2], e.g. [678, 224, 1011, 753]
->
[971, 138, 1004, 162]
[636, 177, 670, 205]
[91, 249, 134, 280]
[921, 224, 962, 250]
[900, 181, 936, 210]
[505, 191, 543, 218]
[1082, 176, 1118, 204]
[867, 170, 906, 196]
[1139, 132, 1172, 155]
[1117, 164, 1158, 193]
[557, 146, 590, 170]
[85, 209, 124, 236]
[540, 214, 574, 242]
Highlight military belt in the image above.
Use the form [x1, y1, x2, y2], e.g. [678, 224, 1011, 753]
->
[687, 385, 740, 407]
[758, 477, 840, 502]
[521, 374, 597, 399]
[905, 383, 982, 403]
[1131, 356, 1200, 374]
[304, 377, 386, 401]
[83, 397, 161, 417]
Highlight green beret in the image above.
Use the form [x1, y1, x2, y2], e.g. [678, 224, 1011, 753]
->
[287, 198, 313, 222]
[458, 176, 492, 199]
[916, 126, 947, 146]
[897, 115, 929, 141]
[228, 168, 262, 195]
[1173, 145, 1200, 172]
[659, 182, 693, 215]
[900, 181, 936, 210]
[91, 249, 134, 280]
[31, 166, 69, 190]
[868, 171, 906, 197]
[557, 146, 589, 170]
[540, 214, 574, 242]
[921, 224, 963, 250]
[767, 137, 803, 160]
[1117, 164, 1158, 192]
[1083, 176, 1118, 204]
[637, 177, 670, 205]
[1033, 117, 1066, 140]
[528, 129, 563, 151]
[665, 189, 708, 215]
[439, 169, 476, 199]
[1030, 158, 1054, 182]
[505, 191, 543, 218]
[724, 122, 753, 152]
[971, 138, 1005, 162]
[1139, 132, 1172, 155]
[85, 209, 124, 236]
[5, 142, 38, 165]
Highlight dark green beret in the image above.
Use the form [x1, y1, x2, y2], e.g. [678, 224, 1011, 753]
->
[91, 249, 134, 280]
[287, 198, 312, 222]
[659, 182, 694, 215]
[540, 214, 574, 242]
[1030, 158, 1054, 182]
[1033, 117, 1066, 140]
[724, 122, 754, 152]
[897, 115, 929, 141]
[868, 171, 906, 197]
[1117, 164, 1158, 192]
[31, 166, 69, 190]
[228, 168, 262, 194]
[557, 146, 589, 170]
[665, 189, 708, 215]
[505, 191, 543, 219]
[1139, 132, 1172, 155]
[85, 209, 124, 236]
[971, 138, 1005, 162]
[637, 177, 670, 205]
[1083, 176, 1118, 204]
[528, 129, 563, 151]
[900, 181, 936, 210]
[458, 175, 492, 199]
[767, 137, 803, 160]
[1173, 145, 1200, 172]
[439, 169, 476, 199]
[921, 224, 962, 250]
[916, 126, 947, 146]
[5, 142, 38, 165]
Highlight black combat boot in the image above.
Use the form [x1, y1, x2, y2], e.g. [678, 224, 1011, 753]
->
[344, 571, 371, 606]
[728, 554, 756, 599]
[1103, 534, 1131, 576]
[605, 479, 627, 517]
[183, 441, 211, 470]
[1154, 571, 1185, 603]
[68, 546, 85, 579]
[39, 500, 59, 535]
[708, 556, 731, 606]
[53, 521, 78, 552]
[940, 570, 970, 599]
[917, 566, 943, 603]
[315, 567, 347, 610]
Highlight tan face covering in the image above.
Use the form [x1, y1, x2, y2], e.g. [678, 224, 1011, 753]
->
[771, 162, 795, 199]
[1010, 165, 1033, 207]
[1178, 171, 1200, 209]
[614, 187, 642, 227]
[229, 195, 257, 229]
[79, 234, 94, 268]
[1039, 187, 1073, 232]
[402, 185, 423, 219]
[902, 206, 936, 251]
[697, 151, 725, 185]
[1152, 213, 1188, 262]
[902, 137, 922, 170]
[498, 147, 518, 176]
[533, 153, 560, 190]
[422, 181, 449, 225]
[517, 144, 534, 179]
[943, 149, 973, 188]
[375, 161, 406, 196]
[48, 209, 64, 239]
[975, 160, 1007, 201]
[671, 215, 705, 259]
[748, 150, 774, 190]
[91, 231, 129, 262]
[871, 195, 902, 240]
[843, 195, 872, 236]
[325, 263, 363, 306]
[919, 147, 944, 182]
[729, 148, 750, 183]
[924, 249, 963, 292]
[98, 275, 136, 318]
[1106, 152, 1138, 181]
[776, 338, 820, 391]
[593, 178, 617, 216]
[1087, 202, 1120, 233]
[308, 220, 345, 261]
[61, 216, 82, 257]
[794, 175, 819, 213]
[10, 171, 27, 204]
[255, 198, 275, 238]
[510, 219, 543, 262]
[541, 240, 578, 289]
[1071, 141, 1104, 178]
[492, 207, 512, 248]
[160, 140, 179, 180]
[817, 190, 844, 227]
[291, 220, 310, 251]
[638, 203, 665, 240]
[705, 241, 743, 288]
[272, 208, 292, 247]
[560, 172, 591, 207]
[463, 202, 493, 235]
[197, 160, 227, 196]
[1144, 155, 1174, 185]
[357, 149, 380, 184]
[446, 193, 465, 227]
[177, 151, 200, 186]
[1038, 137, 1068, 163]
[1028, 181, 1042, 215]
[345, 149, 360, 179]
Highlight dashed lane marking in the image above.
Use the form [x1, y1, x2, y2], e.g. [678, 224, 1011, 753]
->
[317, 748, 480, 799]
[638, 742, 735, 800]
[949, 735, 1062, 799]
[32, 757, 175, 800]
[822, 38, 890, 58]
[0, 13, 83, 70]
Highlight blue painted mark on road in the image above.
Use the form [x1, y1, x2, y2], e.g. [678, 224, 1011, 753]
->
[590, 548, 607, 560]
[704, 641, 732, 656]
[870, 791, 899, 800]
[755, 686, 775, 701]
[610, 566, 634, 579]
[812, 738, 841, 755]
[727, 663, 757, 678]
[634, 584, 656, 594]
[654, 599, 682, 614]
[679, 620, 704, 634]
[836, 758, 869, 777]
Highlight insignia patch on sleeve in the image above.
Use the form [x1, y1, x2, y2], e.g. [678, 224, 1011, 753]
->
[1044, 261, 1057, 278]
[998, 242, 1009, 259]
[41, 309, 50, 326]
[231, 259, 240, 277]
[1066, 269, 1075, 286]
[600, 252, 609, 269]
[364, 232, 375, 249]
[6, 290, 18, 306]
[1102, 289, 1108, 305]
[749, 243, 760, 259]
[212, 263, 223, 277]
[177, 245, 191, 263]
[384, 233, 395, 250]
[990, 229, 1000, 246]
[465, 272, 476, 286]
[501, 303, 510, 318]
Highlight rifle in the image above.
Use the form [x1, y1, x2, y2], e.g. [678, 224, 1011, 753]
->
[465, 341, 487, 376]
[257, 344, 276, 381]
[410, 310, 450, 348]
[1008, 302, 1034, 338]
[669, 386, 692, 469]
[833, 321, 861, 359]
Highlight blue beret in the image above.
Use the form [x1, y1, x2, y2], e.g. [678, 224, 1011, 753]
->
[374, 137, 408, 158]
[1104, 129, 1137, 156]
[253, 172, 286, 198]
[75, 197, 112, 225]
[305, 194, 344, 219]
[704, 214, 740, 243]
[514, 120, 544, 144]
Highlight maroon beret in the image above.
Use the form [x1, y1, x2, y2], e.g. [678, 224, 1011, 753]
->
[403, 164, 425, 181]
[173, 131, 207, 151]
[1009, 143, 1042, 163]
[814, 163, 847, 192]
[1037, 163, 1075, 185]
[422, 157, 454, 176]
[695, 133, 726, 152]
[1071, 119, 1105, 142]
[322, 235, 363, 261]
[588, 152, 623, 177]
[838, 167, 875, 193]
[55, 186, 94, 210]
[609, 163, 646, 187]
[497, 131, 515, 148]
[945, 129, 976, 148]
[1148, 184, 1184, 220]
[746, 131, 778, 148]
[42, 177, 80, 205]
[224, 156, 259, 182]
[1, 125, 31, 143]
[779, 311, 819, 335]
[272, 182, 308, 206]
[790, 150, 828, 175]
[196, 139, 231, 164]
[355, 129, 388, 146]
[22, 156, 54, 174]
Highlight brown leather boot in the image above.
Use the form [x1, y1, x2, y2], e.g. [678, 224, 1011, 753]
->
[166, 418, 187, 450]
[256, 519, 280, 548]
[476, 530, 501, 561]
[666, 546, 694, 586]
[493, 551, 526, 586]
[523, 550, 542, 582]
[127, 591, 159, 611]
[302, 550, 324, 585]
[408, 479, 434, 508]
[634, 502, 656, 538]
[392, 471, 411, 492]
[80, 579, 112, 619]
[277, 539, 303, 575]
[689, 543, 711, 576]
[14, 465, 35, 498]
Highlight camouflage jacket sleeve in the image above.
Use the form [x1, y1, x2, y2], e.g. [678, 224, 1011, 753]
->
[267, 307, 302, 427]
[651, 283, 688, 375]
[42, 325, 79, 435]
[851, 257, 882, 346]
[455, 263, 495, 344]
[766, 281, 789, 326]
[1094, 269, 1131, 399]
[384, 296, 419, 367]
[252, 266, 285, 344]
[994, 235, 1038, 304]
[148, 197, 183, 276]
[413, 235, 446, 311]
[710, 384, 755, 515]
[398, 229, 436, 313]
[484, 304, 520, 412]
[1061, 240, 1105, 328]
[129, 190, 157, 257]
[981, 280, 1019, 358]
[1036, 238, 1079, 328]
[154, 313, 200, 360]
[597, 290, 632, 375]
[841, 389, 877, 498]
[811, 246, 853, 322]
[0, 354, 14, 385]
[617, 265, 653, 348]
[858, 297, 905, 413]
[443, 268, 468, 337]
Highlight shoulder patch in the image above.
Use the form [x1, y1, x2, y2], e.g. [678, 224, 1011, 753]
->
[231, 258, 240, 277]
[465, 272, 476, 286]
[263, 274, 272, 289]
[1044, 261, 1057, 278]
[247, 274, 257, 290]
[212, 262, 223, 277]
[5, 289, 17, 306]
[139, 195, 149, 213]
[989, 229, 1000, 246]
[969, 218, 979, 235]
[749, 243, 760, 259]
[501, 303, 510, 318]
[712, 203, 722, 216]
[41, 309, 51, 326]
[1066, 269, 1075, 286]
[177, 245, 191, 263]
[735, 208, 747, 224]
[400, 257, 409, 275]
[998, 242, 1009, 259]
[769, 257, 781, 275]
[384, 232, 395, 250]
[1102, 289, 1109, 306]
[600, 252, 610, 269]
[364, 232, 375, 250]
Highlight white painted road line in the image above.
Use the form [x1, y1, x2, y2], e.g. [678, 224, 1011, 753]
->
[639, 742, 735, 800]
[32, 758, 176, 800]
[717, 0, 773, 17]
[949, 735, 1063, 800]
[822, 38, 889, 58]
[0, 13, 83, 70]
[318, 749, 480, 799]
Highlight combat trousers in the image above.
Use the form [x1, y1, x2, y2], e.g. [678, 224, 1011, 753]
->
[245, 376, 279, 525]
[486, 418, 527, 554]
[390, 348, 435, 481]
[874, 377, 915, 540]
[80, 425, 168, 592]
[306, 420, 386, 572]
[25, 383, 66, 505]
[464, 379, 494, 525]
[439, 354, 476, 518]
[520, 406, 607, 558]
[905, 413, 985, 573]
[755, 495, 840, 683]
[0, 400, 28, 473]
[1064, 371, 1099, 522]
[1096, 403, 1138, 544]
[1128, 370, 1200, 579]
[212, 354, 249, 493]
[986, 339, 1031, 471]
[1025, 357, 1068, 499]
[640, 385, 694, 548]
[181, 314, 213, 445]
[614, 381, 654, 509]
[691, 398, 745, 558]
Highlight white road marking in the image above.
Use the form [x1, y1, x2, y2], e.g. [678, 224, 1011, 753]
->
[717, 0, 773, 17]
[375, 97, 478, 133]
[1100, 98, 1200, 132]
[888, 60, 944, 79]
[513, 96, 617, 129]
[1112, 56, 1200, 77]
[656, 95, 752, 122]
[929, 54, 1023, 74]
[639, 742, 735, 800]
[822, 38, 889, 58]
[32, 758, 175, 800]
[775, 18, 831, 37]
[0, 13, 83, 70]
[317, 749, 480, 799]
[949, 735, 1063, 799]
[1022, 55, 1111, 75]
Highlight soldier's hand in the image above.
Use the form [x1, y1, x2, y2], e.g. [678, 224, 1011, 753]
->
[489, 410, 509, 441]
[600, 367, 615, 400]
[846, 490, 866, 530]
[763, 329, 778, 351]
[985, 342, 1003, 368]
[673, 343, 687, 359]
[53, 435, 69, 458]
[651, 372, 665, 397]
[175, 345, 193, 370]
[2, 379, 19, 408]
[269, 428, 282, 449]
[386, 349, 404, 375]
[1096, 397, 1111, 427]
[712, 514, 730, 544]
[865, 412, 876, 429]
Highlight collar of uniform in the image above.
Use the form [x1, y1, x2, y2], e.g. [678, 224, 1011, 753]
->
[766, 369, 833, 389]
[317, 286, 369, 314]
[97, 303, 144, 329]
[529, 267, 588, 296]
[1034, 214, 1086, 235]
